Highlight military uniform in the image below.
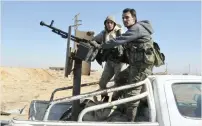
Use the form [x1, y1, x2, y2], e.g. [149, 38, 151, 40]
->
[93, 16, 125, 101]
[101, 20, 155, 121]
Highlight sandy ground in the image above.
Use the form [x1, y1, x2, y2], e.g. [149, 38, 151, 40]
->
[0, 67, 102, 120]
[1, 66, 200, 121]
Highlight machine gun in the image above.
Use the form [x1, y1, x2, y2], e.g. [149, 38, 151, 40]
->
[40, 20, 99, 121]
[40, 20, 92, 43]
[40, 20, 99, 73]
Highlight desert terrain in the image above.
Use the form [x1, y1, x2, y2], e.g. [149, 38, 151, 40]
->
[0, 67, 102, 120]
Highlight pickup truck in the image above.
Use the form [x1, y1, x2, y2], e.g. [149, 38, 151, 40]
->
[1, 75, 201, 126]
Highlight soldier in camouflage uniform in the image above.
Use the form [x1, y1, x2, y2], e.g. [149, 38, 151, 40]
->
[97, 8, 156, 121]
[93, 15, 125, 102]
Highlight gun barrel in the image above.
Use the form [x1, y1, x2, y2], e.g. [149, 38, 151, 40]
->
[40, 21, 49, 27]
[40, 21, 44, 26]
[40, 21, 90, 43]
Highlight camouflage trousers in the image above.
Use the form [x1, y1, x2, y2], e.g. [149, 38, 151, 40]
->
[112, 64, 153, 121]
[99, 60, 124, 96]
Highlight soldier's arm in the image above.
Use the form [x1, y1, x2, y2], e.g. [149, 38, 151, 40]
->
[120, 27, 125, 34]
[92, 31, 104, 44]
[101, 24, 146, 49]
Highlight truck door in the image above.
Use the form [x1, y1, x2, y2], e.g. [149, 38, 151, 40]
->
[164, 79, 202, 126]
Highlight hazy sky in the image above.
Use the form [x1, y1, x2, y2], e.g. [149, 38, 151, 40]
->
[1, 1, 201, 74]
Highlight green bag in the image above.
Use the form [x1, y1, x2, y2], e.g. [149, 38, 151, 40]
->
[153, 42, 165, 67]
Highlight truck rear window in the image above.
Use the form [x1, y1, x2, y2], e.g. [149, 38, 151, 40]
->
[172, 83, 201, 118]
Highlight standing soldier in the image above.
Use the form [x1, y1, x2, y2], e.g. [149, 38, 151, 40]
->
[93, 15, 125, 102]
[92, 8, 163, 121]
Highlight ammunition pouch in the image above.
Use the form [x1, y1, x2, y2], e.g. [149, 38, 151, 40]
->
[128, 42, 155, 66]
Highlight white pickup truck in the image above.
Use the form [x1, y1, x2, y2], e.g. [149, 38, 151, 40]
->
[1, 75, 202, 126]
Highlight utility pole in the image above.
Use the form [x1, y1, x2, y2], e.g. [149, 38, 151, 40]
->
[73, 13, 82, 49]
[72, 13, 91, 76]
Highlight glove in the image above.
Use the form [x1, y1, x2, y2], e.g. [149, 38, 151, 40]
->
[89, 40, 101, 49]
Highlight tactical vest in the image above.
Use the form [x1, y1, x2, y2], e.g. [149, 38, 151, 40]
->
[102, 30, 124, 62]
[124, 39, 165, 67]
[124, 39, 155, 68]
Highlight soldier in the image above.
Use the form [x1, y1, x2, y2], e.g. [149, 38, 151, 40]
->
[93, 15, 125, 102]
[92, 8, 156, 121]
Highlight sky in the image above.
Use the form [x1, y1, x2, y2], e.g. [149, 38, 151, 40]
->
[1, 1, 201, 74]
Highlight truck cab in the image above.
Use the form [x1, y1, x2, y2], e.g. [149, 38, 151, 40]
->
[2, 75, 202, 126]
[151, 75, 201, 126]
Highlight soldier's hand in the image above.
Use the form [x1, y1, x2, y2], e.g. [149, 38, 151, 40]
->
[89, 40, 101, 49]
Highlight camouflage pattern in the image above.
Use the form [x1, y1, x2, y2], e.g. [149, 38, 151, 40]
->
[100, 20, 155, 121]
[116, 39, 154, 121]
[89, 18, 162, 122]
[113, 64, 153, 121]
